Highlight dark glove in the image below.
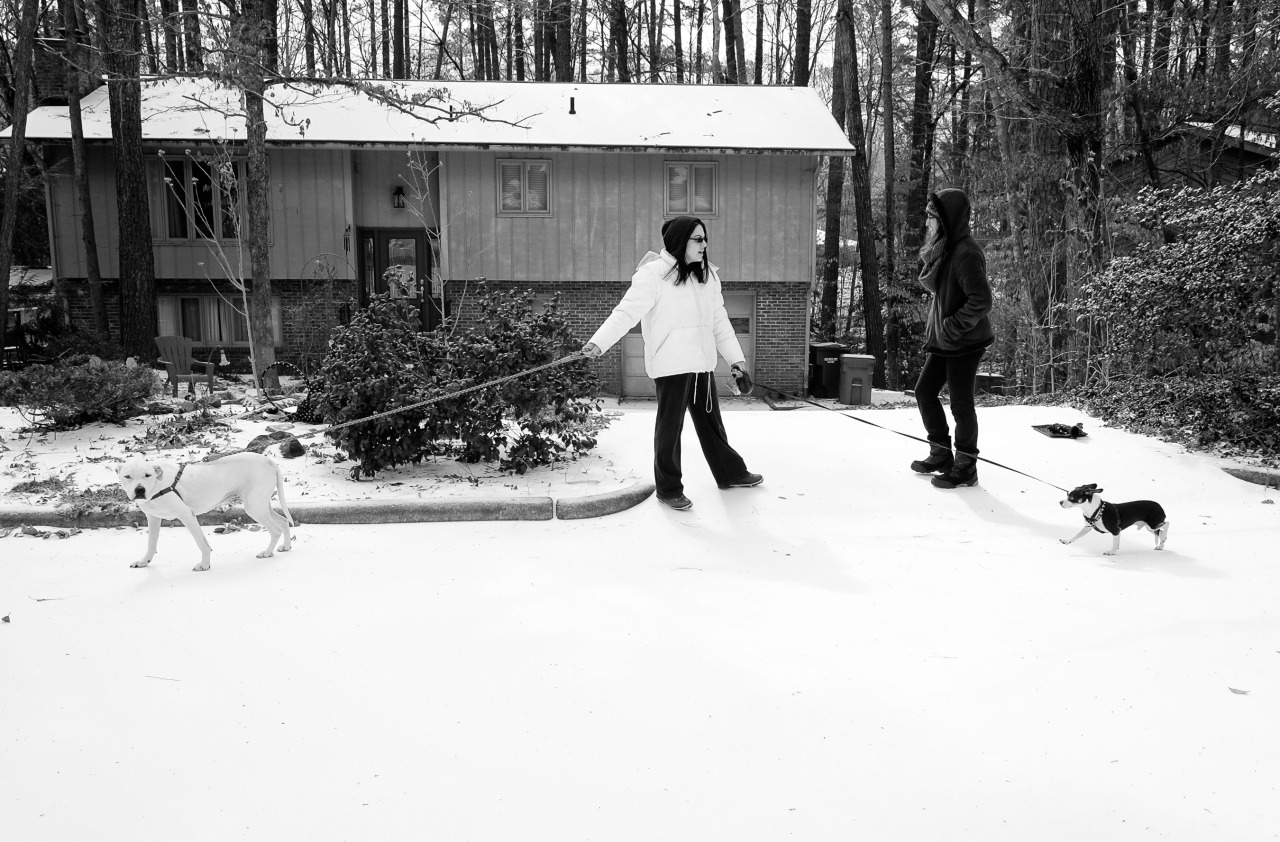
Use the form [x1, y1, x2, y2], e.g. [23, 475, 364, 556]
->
[729, 364, 753, 396]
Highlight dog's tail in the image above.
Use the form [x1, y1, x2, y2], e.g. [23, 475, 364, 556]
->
[273, 461, 296, 526]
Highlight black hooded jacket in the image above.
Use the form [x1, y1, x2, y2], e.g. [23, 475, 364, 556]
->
[921, 188, 994, 356]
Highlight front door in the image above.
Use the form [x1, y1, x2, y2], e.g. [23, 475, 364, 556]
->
[357, 228, 446, 330]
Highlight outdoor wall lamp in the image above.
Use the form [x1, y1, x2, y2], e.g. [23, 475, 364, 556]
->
[392, 186, 406, 209]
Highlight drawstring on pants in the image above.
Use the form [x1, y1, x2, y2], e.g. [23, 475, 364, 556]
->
[692, 371, 712, 413]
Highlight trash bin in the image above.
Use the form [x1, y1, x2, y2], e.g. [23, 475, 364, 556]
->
[976, 372, 1006, 395]
[838, 354, 876, 405]
[808, 342, 850, 398]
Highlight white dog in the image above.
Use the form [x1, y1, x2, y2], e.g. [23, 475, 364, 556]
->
[117, 453, 294, 571]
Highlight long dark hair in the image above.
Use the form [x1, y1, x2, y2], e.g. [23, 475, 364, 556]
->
[661, 215, 708, 285]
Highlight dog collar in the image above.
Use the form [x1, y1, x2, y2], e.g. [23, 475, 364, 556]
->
[150, 464, 186, 502]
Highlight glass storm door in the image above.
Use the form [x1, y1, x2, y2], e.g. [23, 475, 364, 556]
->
[358, 228, 444, 330]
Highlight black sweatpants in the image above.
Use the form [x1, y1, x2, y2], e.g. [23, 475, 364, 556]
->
[914, 348, 985, 457]
[653, 371, 748, 499]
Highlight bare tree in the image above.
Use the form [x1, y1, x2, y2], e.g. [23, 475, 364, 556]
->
[97, 0, 159, 359]
[63, 0, 110, 336]
[794, 0, 811, 84]
[0, 0, 40, 362]
[838, 0, 882, 373]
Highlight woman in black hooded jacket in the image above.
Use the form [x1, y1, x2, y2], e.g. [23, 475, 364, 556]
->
[910, 188, 994, 488]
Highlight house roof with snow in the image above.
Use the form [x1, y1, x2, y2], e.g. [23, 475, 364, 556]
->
[10, 77, 856, 156]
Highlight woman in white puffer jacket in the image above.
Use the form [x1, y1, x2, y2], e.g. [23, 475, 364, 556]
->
[581, 216, 762, 511]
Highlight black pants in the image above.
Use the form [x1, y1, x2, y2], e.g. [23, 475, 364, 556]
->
[653, 371, 748, 498]
[915, 348, 985, 457]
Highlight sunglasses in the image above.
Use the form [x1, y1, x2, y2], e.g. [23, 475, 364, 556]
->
[689, 235, 710, 244]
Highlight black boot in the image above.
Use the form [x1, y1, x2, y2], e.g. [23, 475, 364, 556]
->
[911, 444, 954, 474]
[932, 454, 978, 488]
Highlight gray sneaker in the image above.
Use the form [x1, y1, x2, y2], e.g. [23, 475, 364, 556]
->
[718, 473, 763, 489]
[658, 494, 693, 510]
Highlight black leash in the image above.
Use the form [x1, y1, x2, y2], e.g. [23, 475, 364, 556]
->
[757, 383, 1069, 493]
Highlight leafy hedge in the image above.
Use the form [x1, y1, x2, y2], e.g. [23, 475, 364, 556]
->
[0, 356, 158, 429]
[1016, 373, 1280, 463]
[316, 287, 602, 478]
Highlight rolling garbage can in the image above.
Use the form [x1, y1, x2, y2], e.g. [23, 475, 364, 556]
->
[808, 342, 850, 398]
[838, 354, 876, 405]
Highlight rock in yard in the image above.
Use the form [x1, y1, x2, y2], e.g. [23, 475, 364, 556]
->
[280, 437, 306, 458]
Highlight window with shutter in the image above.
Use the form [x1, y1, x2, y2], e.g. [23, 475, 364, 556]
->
[497, 159, 553, 216]
[666, 162, 718, 217]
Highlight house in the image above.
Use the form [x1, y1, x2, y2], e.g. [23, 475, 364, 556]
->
[10, 73, 854, 396]
[1106, 117, 1278, 193]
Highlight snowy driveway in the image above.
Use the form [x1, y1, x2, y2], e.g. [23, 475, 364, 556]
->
[3, 406, 1278, 840]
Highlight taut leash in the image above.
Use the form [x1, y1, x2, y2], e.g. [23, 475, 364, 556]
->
[757, 383, 1069, 493]
[292, 351, 588, 442]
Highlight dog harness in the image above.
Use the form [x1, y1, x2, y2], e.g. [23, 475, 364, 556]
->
[1084, 502, 1118, 535]
[149, 464, 186, 502]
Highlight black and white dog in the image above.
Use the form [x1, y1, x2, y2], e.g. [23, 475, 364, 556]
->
[1059, 483, 1169, 556]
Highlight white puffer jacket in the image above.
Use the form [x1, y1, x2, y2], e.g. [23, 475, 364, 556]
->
[588, 250, 745, 379]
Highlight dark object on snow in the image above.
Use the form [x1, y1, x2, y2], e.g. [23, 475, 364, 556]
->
[1033, 423, 1087, 439]
[728, 368, 753, 396]
[280, 437, 307, 458]
[292, 390, 322, 424]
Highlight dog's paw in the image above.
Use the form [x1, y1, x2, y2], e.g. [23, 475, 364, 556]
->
[256, 550, 275, 558]
[277, 543, 292, 553]
[130, 559, 152, 568]
[1103, 550, 1117, 557]
[1058, 538, 1071, 545]
[193, 561, 211, 572]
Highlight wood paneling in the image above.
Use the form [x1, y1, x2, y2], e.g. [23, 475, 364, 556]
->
[439, 151, 818, 287]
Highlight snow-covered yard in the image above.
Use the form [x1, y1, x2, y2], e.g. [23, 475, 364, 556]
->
[2, 403, 1278, 841]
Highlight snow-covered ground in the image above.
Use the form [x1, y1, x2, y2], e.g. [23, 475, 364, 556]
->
[3, 403, 1278, 841]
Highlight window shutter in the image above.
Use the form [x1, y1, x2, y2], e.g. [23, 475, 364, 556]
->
[525, 163, 549, 212]
[692, 165, 715, 214]
[500, 162, 524, 212]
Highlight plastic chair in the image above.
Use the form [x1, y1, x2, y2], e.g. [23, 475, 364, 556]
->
[155, 335, 221, 397]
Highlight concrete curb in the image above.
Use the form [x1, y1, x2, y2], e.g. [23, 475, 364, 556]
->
[555, 482, 656, 520]
[1221, 466, 1280, 487]
[0, 481, 655, 528]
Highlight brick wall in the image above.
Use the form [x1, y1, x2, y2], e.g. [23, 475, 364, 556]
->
[60, 276, 809, 395]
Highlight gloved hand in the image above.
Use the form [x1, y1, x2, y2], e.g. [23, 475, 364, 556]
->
[580, 342, 603, 358]
[729, 362, 752, 396]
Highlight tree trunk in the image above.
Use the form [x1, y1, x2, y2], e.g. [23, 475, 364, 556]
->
[817, 2, 849, 341]
[393, 0, 405, 77]
[301, 0, 318, 75]
[0, 0, 39, 362]
[100, 0, 158, 359]
[674, 0, 683, 82]
[553, 0, 573, 81]
[64, 0, 110, 337]
[753, 0, 763, 84]
[794, 0, 811, 85]
[160, 0, 179, 71]
[237, 0, 279, 391]
[611, 0, 630, 82]
[839, 0, 883, 375]
[711, 0, 722, 82]
[181, 0, 203, 71]
[880, 0, 898, 388]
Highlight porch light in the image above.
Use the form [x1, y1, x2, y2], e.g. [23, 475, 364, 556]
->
[392, 186, 406, 209]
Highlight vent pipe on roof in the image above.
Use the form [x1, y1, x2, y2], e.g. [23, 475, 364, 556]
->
[569, 97, 576, 115]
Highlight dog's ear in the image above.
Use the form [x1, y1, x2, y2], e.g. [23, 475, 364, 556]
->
[1093, 487, 1104, 494]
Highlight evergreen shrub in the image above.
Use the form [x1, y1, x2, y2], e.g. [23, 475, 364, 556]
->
[316, 288, 601, 478]
[0, 356, 158, 429]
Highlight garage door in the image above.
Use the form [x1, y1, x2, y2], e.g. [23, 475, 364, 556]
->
[620, 292, 755, 398]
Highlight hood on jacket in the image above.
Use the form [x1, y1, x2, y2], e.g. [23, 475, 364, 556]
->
[929, 188, 972, 245]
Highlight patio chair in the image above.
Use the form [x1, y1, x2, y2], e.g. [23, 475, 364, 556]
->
[155, 335, 221, 397]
